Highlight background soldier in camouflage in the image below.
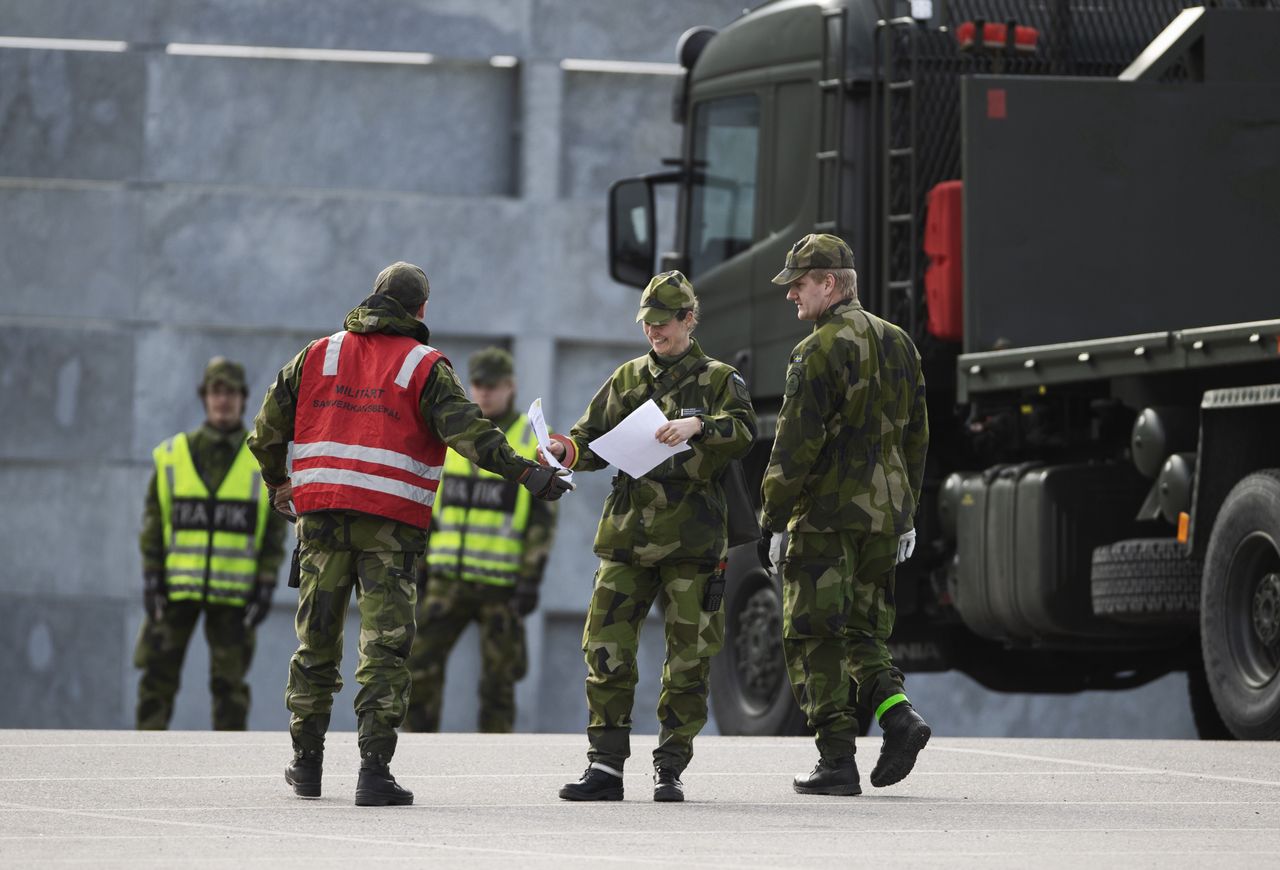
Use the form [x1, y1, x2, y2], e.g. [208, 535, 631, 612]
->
[406, 347, 557, 733]
[136, 357, 287, 730]
[544, 272, 756, 802]
[759, 234, 931, 796]
[249, 262, 569, 806]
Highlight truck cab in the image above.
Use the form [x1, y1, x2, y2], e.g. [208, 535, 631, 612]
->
[609, 0, 1280, 739]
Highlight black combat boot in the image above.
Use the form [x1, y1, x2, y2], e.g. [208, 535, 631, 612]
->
[559, 764, 624, 801]
[793, 756, 861, 796]
[284, 748, 322, 799]
[871, 702, 931, 788]
[355, 753, 414, 806]
[653, 768, 685, 802]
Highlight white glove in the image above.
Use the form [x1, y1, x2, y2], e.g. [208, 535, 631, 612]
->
[769, 533, 783, 570]
[897, 528, 917, 564]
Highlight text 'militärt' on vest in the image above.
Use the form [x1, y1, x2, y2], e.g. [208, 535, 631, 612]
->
[291, 330, 450, 530]
[153, 432, 271, 607]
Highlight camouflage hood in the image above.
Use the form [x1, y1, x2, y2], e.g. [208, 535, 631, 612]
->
[343, 294, 432, 344]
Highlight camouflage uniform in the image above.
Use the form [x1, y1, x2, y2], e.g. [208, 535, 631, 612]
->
[564, 272, 756, 774]
[136, 361, 288, 730]
[249, 281, 542, 761]
[406, 574, 531, 732]
[761, 235, 929, 762]
[406, 348, 558, 733]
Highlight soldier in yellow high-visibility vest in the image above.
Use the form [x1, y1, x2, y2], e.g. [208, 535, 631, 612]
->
[406, 347, 558, 732]
[135, 357, 288, 730]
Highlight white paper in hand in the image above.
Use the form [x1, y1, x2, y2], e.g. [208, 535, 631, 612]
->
[587, 399, 690, 479]
[527, 398, 573, 486]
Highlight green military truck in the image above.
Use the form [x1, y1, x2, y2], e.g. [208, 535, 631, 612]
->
[607, 0, 1280, 738]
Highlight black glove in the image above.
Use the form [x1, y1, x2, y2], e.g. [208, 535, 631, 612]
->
[415, 560, 429, 597]
[143, 570, 166, 621]
[519, 466, 573, 501]
[243, 582, 275, 629]
[756, 532, 774, 571]
[512, 579, 539, 617]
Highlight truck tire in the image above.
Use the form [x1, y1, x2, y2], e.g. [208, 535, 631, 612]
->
[1201, 470, 1280, 740]
[710, 562, 808, 736]
[1091, 538, 1201, 622]
[1187, 660, 1233, 740]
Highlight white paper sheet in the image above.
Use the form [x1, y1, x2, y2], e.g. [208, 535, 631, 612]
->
[527, 398, 573, 486]
[587, 399, 689, 479]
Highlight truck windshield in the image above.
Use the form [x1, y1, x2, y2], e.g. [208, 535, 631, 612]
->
[688, 95, 760, 277]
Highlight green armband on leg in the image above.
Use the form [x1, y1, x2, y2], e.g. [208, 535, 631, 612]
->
[875, 693, 909, 724]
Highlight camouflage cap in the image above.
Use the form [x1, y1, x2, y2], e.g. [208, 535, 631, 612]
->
[636, 271, 697, 324]
[771, 233, 856, 284]
[372, 261, 430, 309]
[468, 346, 514, 385]
[200, 356, 247, 394]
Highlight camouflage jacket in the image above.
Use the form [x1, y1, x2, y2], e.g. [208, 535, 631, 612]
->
[761, 299, 928, 536]
[247, 295, 540, 553]
[567, 339, 756, 567]
[140, 423, 289, 581]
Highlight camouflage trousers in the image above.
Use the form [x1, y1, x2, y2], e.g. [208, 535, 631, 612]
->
[286, 526, 419, 760]
[405, 577, 528, 733]
[583, 559, 725, 774]
[782, 529, 907, 761]
[134, 600, 256, 730]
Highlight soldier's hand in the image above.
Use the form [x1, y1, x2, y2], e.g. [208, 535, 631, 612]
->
[897, 528, 917, 564]
[269, 479, 296, 520]
[654, 417, 702, 446]
[757, 532, 775, 571]
[519, 465, 574, 501]
[143, 571, 166, 621]
[512, 580, 539, 617]
[242, 582, 275, 629]
[538, 434, 575, 467]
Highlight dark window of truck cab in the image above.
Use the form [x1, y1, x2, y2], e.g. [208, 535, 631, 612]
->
[688, 95, 760, 277]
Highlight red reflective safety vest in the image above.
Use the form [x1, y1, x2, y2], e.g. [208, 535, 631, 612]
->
[292, 330, 449, 529]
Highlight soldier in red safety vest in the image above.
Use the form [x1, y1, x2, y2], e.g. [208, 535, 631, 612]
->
[249, 262, 571, 806]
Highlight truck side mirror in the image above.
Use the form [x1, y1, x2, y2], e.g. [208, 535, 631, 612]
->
[608, 177, 656, 289]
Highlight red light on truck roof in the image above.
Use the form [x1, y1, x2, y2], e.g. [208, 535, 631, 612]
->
[955, 21, 1039, 53]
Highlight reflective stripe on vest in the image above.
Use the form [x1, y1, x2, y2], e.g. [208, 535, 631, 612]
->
[426, 416, 537, 587]
[153, 432, 270, 607]
[292, 331, 449, 529]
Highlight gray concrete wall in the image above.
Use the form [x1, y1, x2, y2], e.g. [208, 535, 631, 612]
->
[0, 0, 1196, 739]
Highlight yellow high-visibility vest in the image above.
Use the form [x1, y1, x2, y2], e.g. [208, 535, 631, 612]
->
[426, 415, 537, 587]
[153, 432, 270, 607]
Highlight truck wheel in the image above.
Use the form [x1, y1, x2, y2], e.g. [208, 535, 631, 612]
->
[1201, 470, 1280, 739]
[710, 564, 808, 736]
[1187, 659, 1233, 740]
[1091, 538, 1201, 622]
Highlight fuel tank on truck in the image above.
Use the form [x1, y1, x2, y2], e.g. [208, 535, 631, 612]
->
[953, 462, 1172, 646]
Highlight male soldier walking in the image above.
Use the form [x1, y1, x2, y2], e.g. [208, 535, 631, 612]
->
[136, 357, 287, 730]
[758, 234, 931, 795]
[249, 262, 571, 806]
[405, 347, 556, 733]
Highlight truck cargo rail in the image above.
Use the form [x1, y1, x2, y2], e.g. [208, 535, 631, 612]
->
[957, 318, 1280, 401]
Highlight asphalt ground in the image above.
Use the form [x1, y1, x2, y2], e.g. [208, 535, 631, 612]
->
[1, 731, 1279, 869]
